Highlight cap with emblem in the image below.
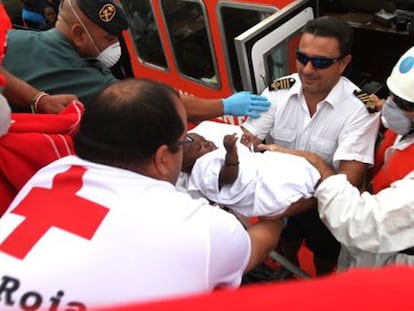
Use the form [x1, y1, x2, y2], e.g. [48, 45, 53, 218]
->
[76, 0, 128, 37]
[387, 46, 414, 104]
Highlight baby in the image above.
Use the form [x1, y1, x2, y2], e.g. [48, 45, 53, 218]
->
[181, 132, 320, 218]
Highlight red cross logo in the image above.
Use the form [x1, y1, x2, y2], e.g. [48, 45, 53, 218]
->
[0, 165, 109, 260]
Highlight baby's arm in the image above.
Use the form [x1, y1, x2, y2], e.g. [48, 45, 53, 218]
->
[219, 134, 239, 189]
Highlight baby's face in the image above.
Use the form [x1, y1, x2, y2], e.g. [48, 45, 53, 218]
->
[181, 133, 217, 173]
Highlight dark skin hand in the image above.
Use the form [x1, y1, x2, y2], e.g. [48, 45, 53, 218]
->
[0, 66, 77, 113]
[219, 133, 240, 189]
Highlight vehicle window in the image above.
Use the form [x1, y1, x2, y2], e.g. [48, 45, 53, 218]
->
[160, 0, 218, 86]
[219, 4, 276, 91]
[119, 0, 168, 69]
[264, 32, 301, 86]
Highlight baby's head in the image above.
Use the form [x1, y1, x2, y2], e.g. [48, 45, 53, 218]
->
[181, 133, 217, 173]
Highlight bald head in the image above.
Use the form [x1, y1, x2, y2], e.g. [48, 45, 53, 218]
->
[74, 78, 186, 168]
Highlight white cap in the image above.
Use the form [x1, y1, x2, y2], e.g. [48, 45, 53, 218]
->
[387, 46, 414, 103]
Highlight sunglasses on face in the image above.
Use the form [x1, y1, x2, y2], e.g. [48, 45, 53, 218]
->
[296, 50, 342, 69]
[391, 94, 414, 112]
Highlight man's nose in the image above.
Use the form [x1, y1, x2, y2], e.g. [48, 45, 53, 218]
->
[301, 60, 316, 72]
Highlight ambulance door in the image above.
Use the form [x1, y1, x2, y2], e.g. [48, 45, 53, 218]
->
[235, 0, 316, 94]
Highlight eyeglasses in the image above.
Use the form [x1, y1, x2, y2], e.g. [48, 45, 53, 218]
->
[175, 135, 201, 153]
[296, 50, 342, 69]
[391, 94, 414, 112]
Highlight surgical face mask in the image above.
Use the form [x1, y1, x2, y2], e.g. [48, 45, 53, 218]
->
[96, 42, 121, 68]
[67, 0, 120, 68]
[381, 97, 413, 135]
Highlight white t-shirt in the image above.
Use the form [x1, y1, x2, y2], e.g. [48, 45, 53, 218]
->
[188, 142, 320, 217]
[0, 156, 250, 309]
[242, 73, 380, 168]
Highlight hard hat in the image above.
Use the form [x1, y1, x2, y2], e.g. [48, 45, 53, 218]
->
[387, 46, 414, 104]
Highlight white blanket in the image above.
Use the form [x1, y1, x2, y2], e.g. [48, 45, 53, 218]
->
[182, 121, 320, 217]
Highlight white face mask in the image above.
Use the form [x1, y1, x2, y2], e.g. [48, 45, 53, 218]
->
[67, 0, 121, 68]
[96, 41, 121, 68]
[381, 97, 413, 135]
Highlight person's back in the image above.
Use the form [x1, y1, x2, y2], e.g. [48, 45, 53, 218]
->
[0, 155, 250, 307]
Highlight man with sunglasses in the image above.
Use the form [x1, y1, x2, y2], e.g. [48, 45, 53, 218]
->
[260, 46, 414, 269]
[2, 0, 270, 119]
[241, 16, 380, 277]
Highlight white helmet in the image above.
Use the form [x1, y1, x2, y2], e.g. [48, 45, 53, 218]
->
[387, 46, 414, 103]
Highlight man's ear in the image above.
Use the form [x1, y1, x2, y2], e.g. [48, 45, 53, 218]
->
[339, 54, 352, 74]
[70, 23, 86, 50]
[153, 144, 170, 178]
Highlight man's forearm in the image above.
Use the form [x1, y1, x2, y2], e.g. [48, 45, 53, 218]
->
[0, 65, 39, 108]
[245, 219, 284, 273]
[181, 94, 223, 122]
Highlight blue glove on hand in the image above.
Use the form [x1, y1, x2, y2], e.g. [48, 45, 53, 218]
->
[223, 91, 270, 118]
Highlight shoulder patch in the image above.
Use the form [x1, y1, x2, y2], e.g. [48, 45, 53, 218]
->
[269, 77, 296, 91]
[353, 90, 378, 113]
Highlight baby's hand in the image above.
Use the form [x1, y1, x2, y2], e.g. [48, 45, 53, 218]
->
[223, 133, 238, 152]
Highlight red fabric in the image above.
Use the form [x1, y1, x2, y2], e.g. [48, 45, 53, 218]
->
[0, 3, 11, 66]
[0, 3, 12, 88]
[98, 266, 414, 311]
[371, 129, 414, 193]
[0, 101, 84, 214]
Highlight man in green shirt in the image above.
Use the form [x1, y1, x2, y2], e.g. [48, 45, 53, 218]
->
[2, 0, 270, 121]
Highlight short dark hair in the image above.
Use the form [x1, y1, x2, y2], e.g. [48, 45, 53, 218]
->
[302, 16, 354, 56]
[74, 78, 184, 167]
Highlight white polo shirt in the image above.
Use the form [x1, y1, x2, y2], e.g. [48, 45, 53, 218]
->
[242, 73, 380, 168]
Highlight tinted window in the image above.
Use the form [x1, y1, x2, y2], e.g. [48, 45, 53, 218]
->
[120, 0, 168, 69]
[161, 0, 218, 86]
[219, 5, 275, 90]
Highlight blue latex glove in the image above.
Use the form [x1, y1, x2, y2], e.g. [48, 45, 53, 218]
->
[223, 91, 270, 118]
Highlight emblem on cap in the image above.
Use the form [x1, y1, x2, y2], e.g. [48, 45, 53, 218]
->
[99, 3, 116, 23]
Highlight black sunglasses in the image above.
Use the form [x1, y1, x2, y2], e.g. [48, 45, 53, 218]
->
[296, 50, 342, 69]
[391, 94, 414, 112]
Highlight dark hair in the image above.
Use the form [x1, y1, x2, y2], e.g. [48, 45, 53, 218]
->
[74, 78, 184, 167]
[302, 16, 354, 56]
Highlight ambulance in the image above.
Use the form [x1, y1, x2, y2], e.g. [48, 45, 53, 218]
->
[116, 0, 413, 125]
[116, 0, 318, 124]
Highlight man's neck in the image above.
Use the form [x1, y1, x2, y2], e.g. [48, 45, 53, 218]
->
[303, 91, 329, 116]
